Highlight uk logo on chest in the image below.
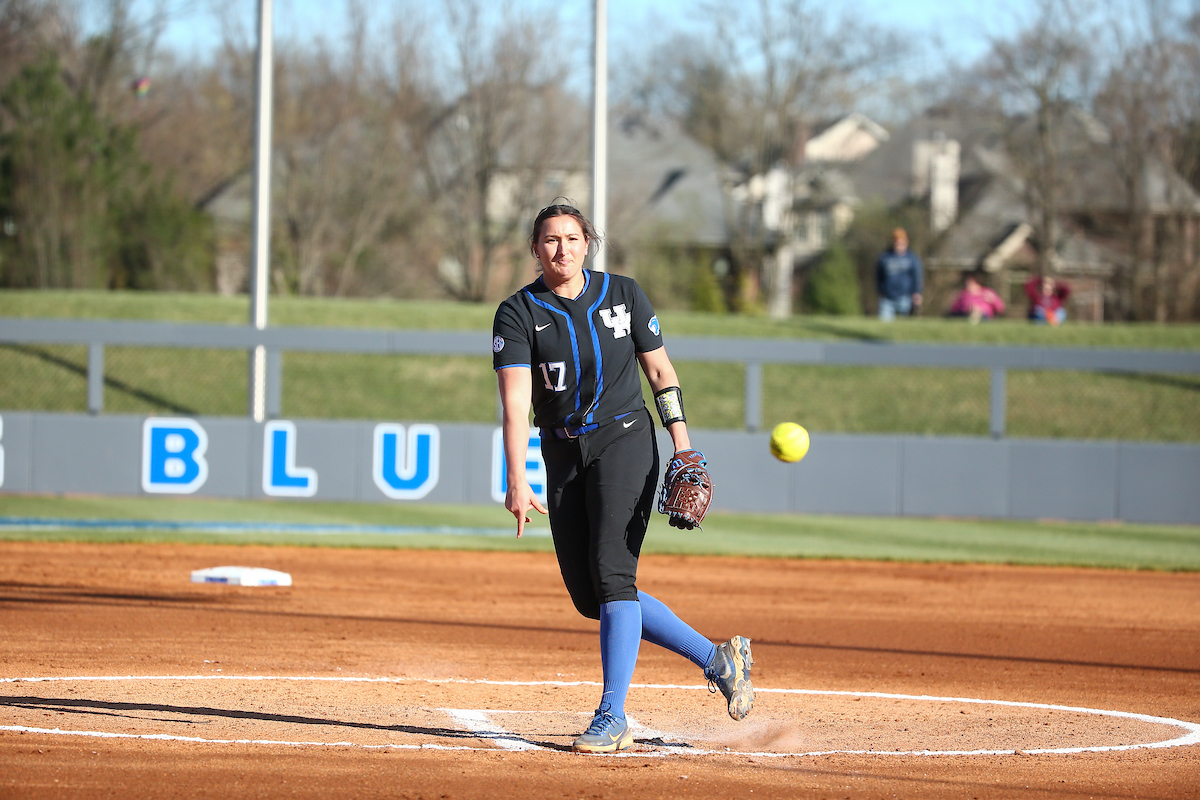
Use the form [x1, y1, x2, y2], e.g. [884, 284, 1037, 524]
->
[598, 304, 632, 339]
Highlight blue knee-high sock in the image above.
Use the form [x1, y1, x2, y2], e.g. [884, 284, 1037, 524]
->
[638, 591, 716, 670]
[599, 600, 642, 719]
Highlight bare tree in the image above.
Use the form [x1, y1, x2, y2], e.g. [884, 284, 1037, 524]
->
[417, 0, 581, 303]
[135, 55, 253, 207]
[620, 0, 909, 313]
[1094, 0, 1200, 320]
[210, 0, 429, 298]
[0, 0, 67, 85]
[974, 0, 1104, 278]
[272, 42, 370, 296]
[1171, 13, 1200, 320]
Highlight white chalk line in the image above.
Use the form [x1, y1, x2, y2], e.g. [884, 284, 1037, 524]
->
[2, 675, 1198, 758]
[442, 709, 541, 752]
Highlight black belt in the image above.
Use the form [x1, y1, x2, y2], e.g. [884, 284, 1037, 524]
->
[543, 422, 600, 440]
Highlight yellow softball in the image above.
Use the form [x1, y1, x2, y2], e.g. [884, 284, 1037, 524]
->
[770, 422, 810, 463]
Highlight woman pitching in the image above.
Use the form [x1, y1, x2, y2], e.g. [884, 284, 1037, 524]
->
[492, 202, 755, 754]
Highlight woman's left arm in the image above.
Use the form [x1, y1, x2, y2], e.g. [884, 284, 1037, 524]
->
[637, 346, 691, 453]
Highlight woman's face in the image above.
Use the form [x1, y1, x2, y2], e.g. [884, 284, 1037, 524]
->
[533, 215, 589, 288]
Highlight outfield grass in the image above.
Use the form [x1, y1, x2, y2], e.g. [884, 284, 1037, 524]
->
[4, 289, 1200, 348]
[5, 292, 1196, 570]
[1, 495, 1197, 572]
[2, 290, 1199, 439]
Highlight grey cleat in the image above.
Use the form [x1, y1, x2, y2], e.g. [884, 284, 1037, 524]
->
[572, 709, 634, 753]
[704, 635, 755, 721]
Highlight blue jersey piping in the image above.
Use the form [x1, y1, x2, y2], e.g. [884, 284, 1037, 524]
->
[584, 272, 611, 425]
[523, 287, 584, 423]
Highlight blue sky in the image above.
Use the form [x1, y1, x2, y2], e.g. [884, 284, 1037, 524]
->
[152, 0, 1020, 67]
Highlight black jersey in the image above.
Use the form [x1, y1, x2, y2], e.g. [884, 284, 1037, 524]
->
[492, 270, 664, 430]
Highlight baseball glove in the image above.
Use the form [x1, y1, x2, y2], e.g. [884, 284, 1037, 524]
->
[658, 448, 712, 530]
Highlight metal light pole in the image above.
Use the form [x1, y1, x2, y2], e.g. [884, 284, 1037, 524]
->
[248, 0, 275, 421]
[591, 0, 607, 272]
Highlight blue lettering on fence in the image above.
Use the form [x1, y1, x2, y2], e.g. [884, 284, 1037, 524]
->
[372, 423, 439, 500]
[263, 420, 317, 497]
[141, 418, 209, 494]
[491, 427, 546, 504]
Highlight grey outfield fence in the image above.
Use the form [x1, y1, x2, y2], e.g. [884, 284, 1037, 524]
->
[2, 317, 1199, 436]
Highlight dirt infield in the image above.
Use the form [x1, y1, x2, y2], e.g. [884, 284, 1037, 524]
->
[1, 541, 1198, 799]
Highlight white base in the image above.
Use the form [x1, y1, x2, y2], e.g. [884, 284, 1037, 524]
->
[190, 566, 292, 587]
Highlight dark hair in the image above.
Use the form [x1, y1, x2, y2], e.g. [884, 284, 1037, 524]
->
[529, 199, 602, 253]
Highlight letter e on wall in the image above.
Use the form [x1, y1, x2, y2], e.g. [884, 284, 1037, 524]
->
[490, 427, 547, 504]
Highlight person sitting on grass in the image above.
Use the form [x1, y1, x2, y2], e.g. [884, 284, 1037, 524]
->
[1025, 273, 1070, 326]
[947, 271, 1006, 323]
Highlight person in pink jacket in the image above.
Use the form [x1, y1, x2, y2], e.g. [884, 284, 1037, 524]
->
[948, 271, 1006, 322]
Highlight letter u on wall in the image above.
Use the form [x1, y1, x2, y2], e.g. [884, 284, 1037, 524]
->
[372, 423, 440, 500]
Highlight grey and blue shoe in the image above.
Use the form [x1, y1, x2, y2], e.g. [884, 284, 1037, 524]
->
[572, 709, 634, 753]
[705, 635, 755, 721]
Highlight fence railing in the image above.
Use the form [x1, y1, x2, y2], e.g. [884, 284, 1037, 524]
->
[3, 318, 1199, 438]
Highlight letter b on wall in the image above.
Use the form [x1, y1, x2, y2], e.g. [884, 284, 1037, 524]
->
[142, 418, 209, 494]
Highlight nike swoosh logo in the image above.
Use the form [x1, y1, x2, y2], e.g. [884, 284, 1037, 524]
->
[623, 419, 636, 428]
[535, 323, 551, 331]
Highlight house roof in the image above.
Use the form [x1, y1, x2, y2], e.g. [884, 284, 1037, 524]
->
[846, 106, 1001, 208]
[1005, 106, 1200, 215]
[607, 114, 730, 247]
[804, 113, 890, 163]
[848, 105, 1200, 272]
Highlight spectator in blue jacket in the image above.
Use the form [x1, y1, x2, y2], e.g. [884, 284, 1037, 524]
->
[875, 228, 924, 321]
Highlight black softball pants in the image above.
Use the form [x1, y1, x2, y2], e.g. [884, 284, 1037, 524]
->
[540, 407, 660, 620]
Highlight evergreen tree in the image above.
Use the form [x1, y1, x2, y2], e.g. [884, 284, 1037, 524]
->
[0, 54, 124, 287]
[0, 53, 212, 290]
[803, 243, 861, 315]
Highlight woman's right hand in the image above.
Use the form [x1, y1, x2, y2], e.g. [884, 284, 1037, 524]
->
[506, 481, 547, 539]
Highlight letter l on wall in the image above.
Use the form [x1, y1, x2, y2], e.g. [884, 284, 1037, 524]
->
[263, 420, 317, 497]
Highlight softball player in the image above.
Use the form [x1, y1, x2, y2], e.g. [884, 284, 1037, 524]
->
[492, 202, 755, 753]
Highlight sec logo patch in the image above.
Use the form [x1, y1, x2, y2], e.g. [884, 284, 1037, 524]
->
[648, 316, 660, 336]
[492, 335, 505, 353]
